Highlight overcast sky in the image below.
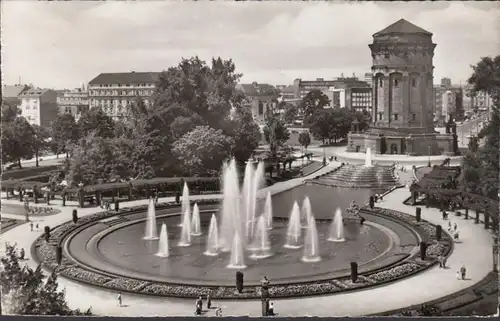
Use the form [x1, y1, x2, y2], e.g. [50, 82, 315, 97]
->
[2, 1, 498, 89]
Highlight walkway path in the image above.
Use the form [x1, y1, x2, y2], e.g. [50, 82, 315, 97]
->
[1, 171, 493, 316]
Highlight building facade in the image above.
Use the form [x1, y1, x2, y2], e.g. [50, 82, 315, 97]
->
[57, 86, 89, 122]
[350, 87, 372, 112]
[2, 84, 30, 104]
[88, 72, 160, 119]
[347, 19, 457, 156]
[237, 82, 278, 126]
[18, 89, 59, 128]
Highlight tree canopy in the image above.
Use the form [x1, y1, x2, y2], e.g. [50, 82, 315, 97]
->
[1, 244, 91, 315]
[460, 55, 499, 200]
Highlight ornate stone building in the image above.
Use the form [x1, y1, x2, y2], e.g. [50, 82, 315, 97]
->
[347, 19, 457, 156]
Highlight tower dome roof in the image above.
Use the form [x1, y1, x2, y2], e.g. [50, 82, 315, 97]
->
[374, 19, 432, 37]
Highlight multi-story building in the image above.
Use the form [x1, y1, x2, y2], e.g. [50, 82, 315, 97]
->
[441, 90, 457, 123]
[293, 76, 370, 101]
[327, 87, 346, 108]
[350, 87, 372, 112]
[237, 82, 278, 126]
[88, 72, 160, 119]
[57, 86, 89, 122]
[364, 73, 373, 84]
[18, 88, 58, 128]
[433, 85, 446, 120]
[440, 77, 452, 88]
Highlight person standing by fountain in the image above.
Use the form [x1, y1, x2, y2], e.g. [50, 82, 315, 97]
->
[117, 292, 123, 307]
[260, 276, 270, 316]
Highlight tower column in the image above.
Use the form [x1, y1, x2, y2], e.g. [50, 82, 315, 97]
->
[402, 72, 410, 127]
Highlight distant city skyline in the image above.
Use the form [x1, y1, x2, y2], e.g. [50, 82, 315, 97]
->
[2, 1, 498, 89]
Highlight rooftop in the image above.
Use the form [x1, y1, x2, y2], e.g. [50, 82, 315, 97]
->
[89, 72, 160, 85]
[18, 89, 49, 97]
[2, 84, 30, 98]
[237, 82, 278, 97]
[374, 19, 432, 37]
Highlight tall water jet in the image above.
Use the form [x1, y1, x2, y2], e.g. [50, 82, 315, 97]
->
[219, 159, 242, 251]
[191, 203, 202, 236]
[227, 233, 246, 269]
[284, 202, 302, 249]
[328, 208, 345, 242]
[143, 198, 159, 240]
[301, 197, 313, 228]
[156, 223, 170, 257]
[249, 161, 265, 237]
[264, 191, 273, 230]
[302, 216, 321, 262]
[242, 160, 255, 240]
[204, 214, 220, 256]
[365, 147, 373, 167]
[249, 215, 272, 259]
[179, 183, 190, 227]
[178, 208, 192, 246]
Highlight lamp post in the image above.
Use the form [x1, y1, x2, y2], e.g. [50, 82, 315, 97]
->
[493, 235, 499, 273]
[427, 145, 431, 167]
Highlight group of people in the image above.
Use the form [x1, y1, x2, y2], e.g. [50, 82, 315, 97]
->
[29, 221, 39, 232]
[195, 293, 221, 316]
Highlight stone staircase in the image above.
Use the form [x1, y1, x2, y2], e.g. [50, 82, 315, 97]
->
[307, 164, 398, 189]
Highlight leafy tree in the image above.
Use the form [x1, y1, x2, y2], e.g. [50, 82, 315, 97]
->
[0, 244, 91, 315]
[77, 108, 115, 139]
[462, 55, 500, 202]
[228, 107, 261, 163]
[460, 151, 481, 194]
[263, 114, 290, 157]
[172, 126, 234, 176]
[468, 136, 479, 152]
[153, 56, 244, 131]
[282, 103, 299, 124]
[170, 116, 196, 139]
[298, 132, 311, 152]
[31, 125, 50, 167]
[51, 114, 79, 158]
[299, 90, 331, 117]
[1, 99, 20, 124]
[305, 108, 335, 144]
[1, 117, 35, 168]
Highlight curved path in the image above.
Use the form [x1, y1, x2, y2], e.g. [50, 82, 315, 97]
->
[1, 164, 494, 316]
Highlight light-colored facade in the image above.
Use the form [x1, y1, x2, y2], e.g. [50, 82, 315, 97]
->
[57, 86, 89, 122]
[350, 87, 372, 112]
[327, 87, 346, 108]
[18, 89, 59, 128]
[347, 19, 457, 156]
[441, 90, 456, 121]
[237, 82, 278, 126]
[88, 72, 160, 119]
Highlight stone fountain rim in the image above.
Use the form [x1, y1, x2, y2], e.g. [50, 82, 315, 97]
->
[31, 200, 454, 300]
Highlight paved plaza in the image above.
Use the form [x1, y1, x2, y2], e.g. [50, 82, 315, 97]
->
[1, 162, 494, 317]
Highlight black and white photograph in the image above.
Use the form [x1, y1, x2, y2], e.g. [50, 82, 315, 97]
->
[0, 0, 498, 318]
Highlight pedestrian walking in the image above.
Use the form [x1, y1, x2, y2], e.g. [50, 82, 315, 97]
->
[448, 221, 452, 231]
[460, 265, 467, 280]
[117, 292, 122, 307]
[456, 270, 461, 280]
[207, 292, 212, 309]
[443, 256, 448, 268]
[30, 221, 34, 232]
[454, 231, 459, 241]
[453, 223, 458, 231]
[35, 223, 39, 230]
[438, 255, 443, 268]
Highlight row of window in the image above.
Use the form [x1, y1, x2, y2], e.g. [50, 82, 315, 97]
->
[89, 90, 153, 96]
[378, 78, 418, 88]
[376, 113, 417, 121]
[90, 99, 150, 106]
[92, 83, 153, 88]
[23, 104, 38, 110]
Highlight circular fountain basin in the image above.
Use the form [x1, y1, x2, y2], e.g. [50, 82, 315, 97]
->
[64, 203, 417, 287]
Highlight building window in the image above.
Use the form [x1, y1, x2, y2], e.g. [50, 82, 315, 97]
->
[394, 79, 399, 87]
[378, 112, 383, 120]
[412, 78, 417, 87]
[412, 113, 416, 120]
[394, 113, 398, 120]
[258, 102, 264, 115]
[379, 79, 383, 88]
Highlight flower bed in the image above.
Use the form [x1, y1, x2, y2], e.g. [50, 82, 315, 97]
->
[426, 243, 446, 257]
[104, 278, 150, 292]
[64, 267, 113, 285]
[33, 201, 445, 299]
[368, 262, 421, 282]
